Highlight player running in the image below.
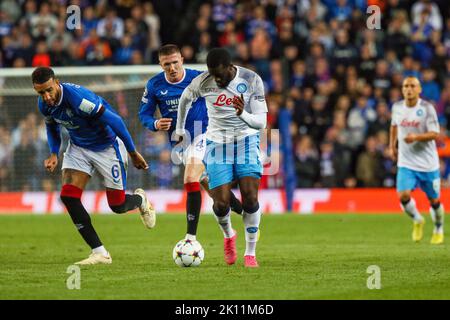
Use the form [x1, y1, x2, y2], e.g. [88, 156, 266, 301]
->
[139, 44, 242, 243]
[32, 67, 156, 265]
[389, 76, 444, 244]
[176, 48, 267, 267]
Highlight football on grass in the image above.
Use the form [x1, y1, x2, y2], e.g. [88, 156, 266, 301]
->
[172, 239, 204, 267]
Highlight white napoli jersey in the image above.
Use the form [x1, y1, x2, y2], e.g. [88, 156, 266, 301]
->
[181, 66, 268, 143]
[391, 99, 440, 172]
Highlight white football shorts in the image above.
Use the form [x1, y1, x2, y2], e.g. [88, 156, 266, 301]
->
[173, 133, 207, 166]
[62, 138, 128, 190]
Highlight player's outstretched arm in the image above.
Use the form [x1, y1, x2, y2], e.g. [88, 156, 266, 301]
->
[138, 83, 160, 131]
[43, 120, 61, 172]
[129, 151, 149, 170]
[175, 84, 196, 142]
[389, 125, 398, 161]
[98, 108, 148, 169]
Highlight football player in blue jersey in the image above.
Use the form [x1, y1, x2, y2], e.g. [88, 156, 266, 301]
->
[32, 67, 156, 265]
[139, 44, 242, 242]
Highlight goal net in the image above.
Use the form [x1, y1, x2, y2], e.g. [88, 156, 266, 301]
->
[0, 65, 205, 192]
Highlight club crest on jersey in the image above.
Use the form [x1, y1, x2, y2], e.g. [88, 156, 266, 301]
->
[237, 83, 247, 93]
[416, 109, 424, 117]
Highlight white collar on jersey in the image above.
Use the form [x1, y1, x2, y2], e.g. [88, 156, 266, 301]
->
[164, 68, 186, 85]
[228, 65, 240, 87]
[56, 84, 64, 107]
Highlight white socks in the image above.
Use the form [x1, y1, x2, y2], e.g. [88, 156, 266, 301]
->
[215, 209, 235, 238]
[243, 207, 261, 256]
[430, 204, 445, 234]
[185, 234, 197, 241]
[92, 245, 108, 256]
[401, 198, 423, 222]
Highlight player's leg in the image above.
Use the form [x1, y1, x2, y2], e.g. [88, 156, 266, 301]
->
[183, 160, 205, 241]
[60, 142, 111, 264]
[204, 139, 237, 264]
[200, 178, 243, 215]
[419, 170, 444, 244]
[209, 182, 238, 265]
[60, 169, 111, 264]
[397, 167, 424, 242]
[96, 138, 155, 228]
[235, 134, 263, 267]
[238, 176, 261, 268]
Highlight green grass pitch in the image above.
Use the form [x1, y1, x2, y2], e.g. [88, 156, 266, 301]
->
[0, 213, 449, 300]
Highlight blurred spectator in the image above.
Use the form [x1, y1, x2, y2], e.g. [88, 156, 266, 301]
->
[356, 136, 383, 187]
[212, 0, 236, 32]
[152, 149, 175, 189]
[13, 132, 36, 191]
[97, 8, 124, 40]
[294, 135, 319, 188]
[421, 68, 441, 104]
[31, 40, 50, 67]
[29, 2, 58, 40]
[411, 0, 443, 31]
[347, 96, 377, 150]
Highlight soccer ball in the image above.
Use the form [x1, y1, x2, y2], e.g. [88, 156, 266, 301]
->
[172, 239, 205, 267]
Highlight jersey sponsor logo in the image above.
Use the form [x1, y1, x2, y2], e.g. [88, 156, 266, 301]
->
[165, 98, 180, 107]
[79, 98, 96, 114]
[160, 90, 168, 95]
[54, 118, 79, 129]
[400, 119, 420, 128]
[254, 95, 265, 102]
[237, 83, 247, 93]
[416, 109, 424, 117]
[213, 94, 235, 107]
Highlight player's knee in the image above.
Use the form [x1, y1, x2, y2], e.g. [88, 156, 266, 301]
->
[242, 200, 259, 214]
[431, 200, 441, 210]
[60, 185, 90, 224]
[399, 193, 411, 204]
[241, 193, 258, 213]
[106, 189, 126, 214]
[213, 200, 230, 217]
[60, 185, 83, 209]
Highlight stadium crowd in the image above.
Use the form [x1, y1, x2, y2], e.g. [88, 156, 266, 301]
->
[0, 0, 449, 191]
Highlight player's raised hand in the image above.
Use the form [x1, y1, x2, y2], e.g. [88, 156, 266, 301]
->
[44, 154, 58, 172]
[233, 94, 244, 116]
[404, 133, 417, 144]
[129, 151, 149, 170]
[156, 118, 172, 131]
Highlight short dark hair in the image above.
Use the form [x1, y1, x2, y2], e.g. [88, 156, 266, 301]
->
[158, 44, 180, 57]
[206, 48, 231, 68]
[32, 67, 55, 84]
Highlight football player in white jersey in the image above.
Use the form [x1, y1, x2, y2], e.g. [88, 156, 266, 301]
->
[176, 48, 268, 267]
[389, 76, 444, 244]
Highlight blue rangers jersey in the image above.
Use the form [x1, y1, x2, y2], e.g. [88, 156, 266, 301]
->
[38, 83, 130, 152]
[138, 68, 208, 146]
